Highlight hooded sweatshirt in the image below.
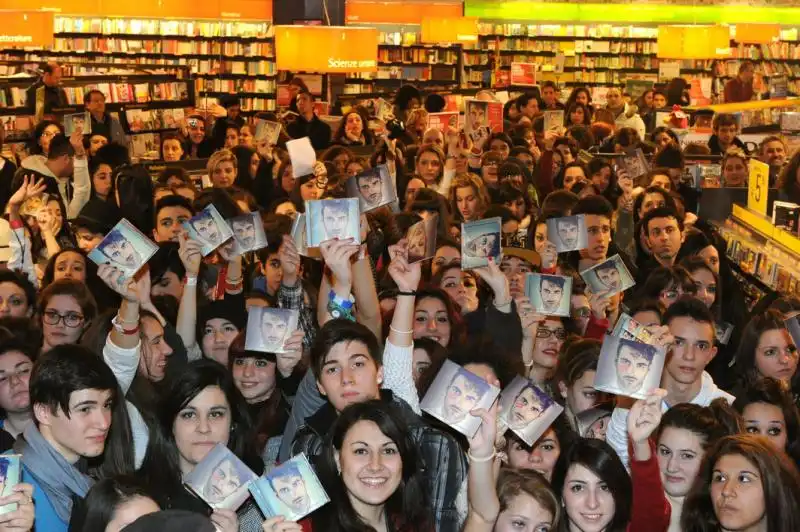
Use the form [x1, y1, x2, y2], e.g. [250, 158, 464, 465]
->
[612, 103, 647, 140]
[606, 371, 734, 468]
[14, 154, 90, 220]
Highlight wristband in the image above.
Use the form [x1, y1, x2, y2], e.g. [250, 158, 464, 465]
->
[467, 449, 496, 463]
[396, 290, 417, 297]
[327, 290, 355, 321]
[9, 219, 22, 230]
[111, 314, 140, 335]
[184, 276, 198, 286]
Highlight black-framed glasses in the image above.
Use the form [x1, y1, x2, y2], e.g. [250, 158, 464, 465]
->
[537, 327, 567, 340]
[43, 310, 84, 328]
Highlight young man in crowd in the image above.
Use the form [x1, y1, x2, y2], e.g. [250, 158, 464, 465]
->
[286, 89, 332, 151]
[541, 81, 565, 110]
[153, 195, 193, 243]
[636, 206, 684, 283]
[84, 89, 127, 146]
[18, 344, 132, 532]
[606, 296, 734, 467]
[708, 113, 748, 156]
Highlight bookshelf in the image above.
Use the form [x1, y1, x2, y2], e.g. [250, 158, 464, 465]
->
[341, 28, 464, 98]
[0, 16, 277, 113]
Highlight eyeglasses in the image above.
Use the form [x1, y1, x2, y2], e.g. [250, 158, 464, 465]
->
[536, 327, 567, 340]
[0, 365, 32, 386]
[43, 309, 85, 328]
[572, 307, 591, 319]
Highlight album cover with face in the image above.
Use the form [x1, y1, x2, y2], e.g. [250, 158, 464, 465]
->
[406, 214, 438, 264]
[593, 334, 666, 400]
[525, 273, 571, 317]
[88, 218, 158, 282]
[0, 454, 21, 516]
[183, 443, 257, 511]
[715, 322, 734, 345]
[543, 110, 564, 132]
[498, 376, 563, 446]
[182, 204, 234, 257]
[546, 215, 588, 253]
[618, 148, 649, 180]
[345, 164, 397, 213]
[611, 313, 655, 345]
[64, 111, 91, 136]
[464, 98, 489, 136]
[223, 212, 268, 256]
[244, 307, 299, 354]
[305, 198, 361, 247]
[249, 453, 329, 522]
[580, 254, 635, 297]
[576, 408, 612, 441]
[255, 120, 281, 146]
[461, 217, 502, 270]
[420, 359, 500, 438]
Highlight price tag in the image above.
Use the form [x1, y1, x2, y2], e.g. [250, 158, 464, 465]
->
[748, 159, 769, 216]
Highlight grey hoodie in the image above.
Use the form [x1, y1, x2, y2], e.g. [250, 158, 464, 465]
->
[19, 154, 90, 220]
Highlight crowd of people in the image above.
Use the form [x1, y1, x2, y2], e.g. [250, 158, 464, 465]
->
[0, 64, 797, 532]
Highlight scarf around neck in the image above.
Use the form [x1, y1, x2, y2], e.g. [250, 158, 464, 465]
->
[14, 423, 93, 522]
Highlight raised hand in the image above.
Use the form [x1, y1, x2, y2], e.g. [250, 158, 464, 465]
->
[319, 238, 360, 295]
[386, 239, 421, 293]
[468, 397, 500, 461]
[474, 257, 511, 306]
[279, 234, 301, 286]
[210, 508, 239, 532]
[8, 175, 47, 208]
[627, 388, 667, 444]
[69, 129, 86, 157]
[516, 296, 545, 339]
[277, 329, 305, 377]
[586, 287, 613, 321]
[178, 234, 203, 277]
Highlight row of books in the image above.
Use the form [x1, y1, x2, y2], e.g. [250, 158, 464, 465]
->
[477, 23, 659, 39]
[0, 115, 32, 140]
[377, 47, 459, 65]
[731, 43, 800, 61]
[191, 60, 276, 76]
[0, 87, 26, 109]
[466, 39, 657, 55]
[195, 78, 276, 94]
[58, 81, 190, 105]
[349, 66, 458, 82]
[125, 108, 185, 131]
[54, 17, 272, 39]
[53, 38, 274, 57]
[715, 60, 800, 79]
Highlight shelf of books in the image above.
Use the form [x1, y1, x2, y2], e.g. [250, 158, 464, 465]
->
[0, 16, 277, 113]
[342, 28, 464, 97]
[719, 204, 800, 302]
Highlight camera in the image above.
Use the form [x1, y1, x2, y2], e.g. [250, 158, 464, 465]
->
[386, 118, 405, 141]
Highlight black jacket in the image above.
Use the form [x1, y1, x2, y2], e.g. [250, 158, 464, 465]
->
[25, 81, 68, 114]
[708, 134, 749, 156]
[286, 114, 331, 151]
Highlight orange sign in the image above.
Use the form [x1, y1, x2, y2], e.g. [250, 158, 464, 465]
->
[346, 1, 462, 24]
[736, 23, 780, 44]
[510, 63, 537, 86]
[657, 25, 730, 60]
[421, 16, 478, 44]
[0, 11, 54, 48]
[275, 26, 378, 73]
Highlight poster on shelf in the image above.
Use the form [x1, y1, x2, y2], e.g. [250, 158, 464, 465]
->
[748, 159, 770, 217]
[780, 113, 800, 132]
[510, 63, 537, 86]
[770, 75, 788, 99]
[625, 80, 654, 102]
[688, 78, 713, 107]
[427, 112, 460, 133]
[658, 61, 681, 82]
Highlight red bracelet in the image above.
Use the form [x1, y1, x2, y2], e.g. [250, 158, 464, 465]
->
[9, 220, 22, 230]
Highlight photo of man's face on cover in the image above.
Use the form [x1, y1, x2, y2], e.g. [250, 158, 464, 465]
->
[525, 273, 571, 317]
[508, 383, 554, 430]
[540, 276, 565, 314]
[420, 359, 500, 438]
[357, 172, 383, 206]
[467, 101, 486, 131]
[232, 217, 256, 249]
[580, 254, 635, 298]
[614, 338, 656, 394]
[269, 462, 310, 515]
[322, 201, 350, 240]
[546, 215, 588, 253]
[98, 229, 141, 269]
[204, 457, 243, 505]
[261, 310, 290, 347]
[498, 376, 563, 446]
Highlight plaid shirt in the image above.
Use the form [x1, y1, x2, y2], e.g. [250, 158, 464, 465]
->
[291, 392, 467, 532]
[277, 279, 317, 348]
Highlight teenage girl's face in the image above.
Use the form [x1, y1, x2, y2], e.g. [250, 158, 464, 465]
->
[42, 294, 85, 347]
[300, 178, 322, 201]
[591, 166, 611, 192]
[709, 454, 767, 532]
[562, 463, 615, 532]
[723, 157, 748, 187]
[54, 251, 87, 283]
[200, 319, 239, 366]
[688, 268, 717, 309]
[92, 163, 113, 199]
[456, 185, 480, 222]
[337, 420, 402, 508]
[742, 401, 789, 451]
[232, 356, 277, 404]
[507, 427, 561, 481]
[494, 491, 554, 532]
[657, 426, 705, 498]
[563, 370, 601, 415]
[563, 166, 586, 191]
[46, 200, 63, 234]
[345, 113, 363, 137]
[576, 92, 589, 107]
[412, 347, 431, 384]
[413, 297, 451, 347]
[0, 282, 30, 318]
[239, 126, 254, 147]
[570, 107, 585, 125]
[655, 132, 673, 149]
[172, 385, 231, 473]
[281, 165, 294, 193]
[417, 152, 442, 184]
[754, 328, 798, 385]
[698, 245, 720, 275]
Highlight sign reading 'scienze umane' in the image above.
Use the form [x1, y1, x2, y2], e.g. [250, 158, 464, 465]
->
[275, 26, 379, 73]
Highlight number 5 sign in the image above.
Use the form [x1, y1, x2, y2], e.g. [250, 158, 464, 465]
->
[748, 159, 769, 217]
